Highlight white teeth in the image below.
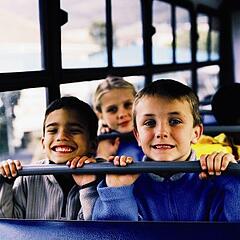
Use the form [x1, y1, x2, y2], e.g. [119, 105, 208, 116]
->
[55, 146, 73, 153]
[154, 145, 172, 149]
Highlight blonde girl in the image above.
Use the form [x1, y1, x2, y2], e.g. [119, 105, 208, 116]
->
[93, 75, 143, 161]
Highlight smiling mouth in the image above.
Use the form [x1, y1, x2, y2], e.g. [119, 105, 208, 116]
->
[119, 121, 130, 127]
[52, 146, 75, 153]
[152, 144, 174, 149]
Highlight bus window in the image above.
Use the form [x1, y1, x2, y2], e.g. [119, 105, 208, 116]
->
[153, 71, 192, 87]
[61, 0, 107, 68]
[0, 88, 46, 163]
[0, 0, 41, 73]
[112, 0, 143, 66]
[197, 65, 220, 103]
[152, 1, 172, 64]
[60, 76, 145, 105]
[197, 13, 209, 62]
[176, 6, 191, 63]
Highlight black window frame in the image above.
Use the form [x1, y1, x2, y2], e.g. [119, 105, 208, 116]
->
[0, 0, 225, 104]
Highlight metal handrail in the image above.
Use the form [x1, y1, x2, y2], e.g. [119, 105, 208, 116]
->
[17, 161, 240, 176]
[204, 125, 240, 133]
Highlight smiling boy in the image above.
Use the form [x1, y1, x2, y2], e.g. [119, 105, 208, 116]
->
[0, 96, 98, 220]
[92, 79, 240, 221]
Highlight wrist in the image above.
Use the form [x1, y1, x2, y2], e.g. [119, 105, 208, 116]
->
[80, 179, 99, 189]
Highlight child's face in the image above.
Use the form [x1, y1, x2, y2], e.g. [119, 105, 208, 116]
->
[133, 96, 202, 162]
[41, 108, 91, 164]
[99, 88, 134, 133]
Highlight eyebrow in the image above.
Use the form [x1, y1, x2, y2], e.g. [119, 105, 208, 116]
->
[45, 122, 85, 129]
[142, 111, 181, 116]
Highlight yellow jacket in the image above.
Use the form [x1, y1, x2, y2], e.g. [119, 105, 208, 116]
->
[192, 133, 240, 159]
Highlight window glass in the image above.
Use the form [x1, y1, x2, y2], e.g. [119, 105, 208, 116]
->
[176, 7, 191, 63]
[210, 17, 220, 60]
[112, 0, 143, 66]
[197, 14, 209, 61]
[0, 88, 46, 163]
[153, 71, 192, 87]
[197, 65, 220, 103]
[0, 1, 41, 73]
[60, 80, 101, 106]
[152, 1, 172, 64]
[61, 0, 107, 68]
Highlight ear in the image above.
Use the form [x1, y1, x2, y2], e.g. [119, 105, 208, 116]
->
[191, 124, 203, 144]
[41, 137, 45, 149]
[133, 128, 141, 147]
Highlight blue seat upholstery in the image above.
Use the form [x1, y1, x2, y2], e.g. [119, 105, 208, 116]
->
[0, 219, 239, 240]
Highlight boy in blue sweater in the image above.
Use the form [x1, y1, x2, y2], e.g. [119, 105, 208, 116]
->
[92, 79, 240, 221]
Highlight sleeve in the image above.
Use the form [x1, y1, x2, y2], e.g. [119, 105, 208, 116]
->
[9, 177, 27, 219]
[0, 177, 14, 218]
[210, 176, 240, 221]
[0, 176, 28, 219]
[92, 180, 138, 221]
[79, 185, 99, 220]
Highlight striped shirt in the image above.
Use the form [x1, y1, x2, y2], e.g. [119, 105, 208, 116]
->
[0, 159, 98, 220]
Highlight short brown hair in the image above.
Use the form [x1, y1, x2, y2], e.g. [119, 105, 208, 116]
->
[133, 79, 202, 129]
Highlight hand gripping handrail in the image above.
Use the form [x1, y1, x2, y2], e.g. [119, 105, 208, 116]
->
[17, 160, 240, 176]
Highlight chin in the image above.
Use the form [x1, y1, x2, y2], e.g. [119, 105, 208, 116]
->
[52, 158, 68, 164]
[150, 153, 173, 162]
[119, 128, 133, 133]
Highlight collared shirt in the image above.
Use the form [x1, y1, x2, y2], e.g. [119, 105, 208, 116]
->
[142, 151, 196, 182]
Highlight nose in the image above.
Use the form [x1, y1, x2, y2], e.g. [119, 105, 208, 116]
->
[117, 107, 128, 120]
[56, 129, 69, 141]
[156, 123, 168, 138]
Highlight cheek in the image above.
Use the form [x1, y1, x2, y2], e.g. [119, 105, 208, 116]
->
[175, 129, 194, 144]
[126, 109, 133, 116]
[76, 136, 90, 152]
[138, 129, 151, 144]
[103, 114, 117, 126]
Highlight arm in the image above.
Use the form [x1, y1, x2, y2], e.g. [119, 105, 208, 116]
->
[92, 180, 138, 221]
[0, 159, 23, 218]
[0, 178, 14, 218]
[96, 138, 120, 160]
[79, 184, 99, 220]
[0, 176, 27, 219]
[210, 175, 240, 221]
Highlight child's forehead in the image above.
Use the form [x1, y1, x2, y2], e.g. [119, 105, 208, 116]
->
[46, 108, 86, 123]
[135, 95, 192, 115]
[103, 88, 134, 97]
[101, 88, 135, 104]
[139, 95, 188, 105]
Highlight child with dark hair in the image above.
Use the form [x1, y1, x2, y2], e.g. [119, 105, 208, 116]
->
[0, 96, 99, 220]
[92, 79, 240, 221]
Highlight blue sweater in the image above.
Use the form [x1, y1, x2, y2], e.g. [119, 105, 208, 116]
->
[93, 168, 240, 221]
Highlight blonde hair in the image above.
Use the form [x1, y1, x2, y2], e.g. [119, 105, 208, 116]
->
[93, 75, 137, 113]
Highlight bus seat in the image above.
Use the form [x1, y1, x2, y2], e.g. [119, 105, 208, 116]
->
[0, 219, 239, 240]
